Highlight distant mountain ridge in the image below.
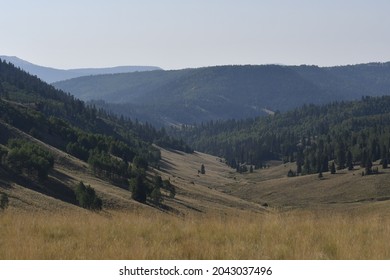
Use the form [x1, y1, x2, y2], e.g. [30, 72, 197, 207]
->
[53, 62, 390, 126]
[0, 55, 162, 83]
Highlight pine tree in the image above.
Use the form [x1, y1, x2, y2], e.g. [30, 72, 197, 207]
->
[75, 182, 102, 210]
[0, 193, 9, 210]
[330, 162, 336, 174]
[336, 142, 346, 170]
[365, 159, 373, 175]
[200, 164, 205, 175]
[321, 154, 329, 173]
[346, 150, 353, 170]
[130, 175, 147, 203]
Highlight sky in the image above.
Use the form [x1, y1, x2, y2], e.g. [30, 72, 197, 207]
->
[1, 0, 390, 70]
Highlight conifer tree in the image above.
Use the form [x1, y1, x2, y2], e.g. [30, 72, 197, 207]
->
[330, 162, 336, 174]
[0, 193, 9, 210]
[130, 175, 147, 203]
[346, 150, 353, 170]
[200, 164, 205, 175]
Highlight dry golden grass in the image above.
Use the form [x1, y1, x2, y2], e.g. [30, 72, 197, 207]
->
[1, 209, 390, 260]
[2, 135, 390, 260]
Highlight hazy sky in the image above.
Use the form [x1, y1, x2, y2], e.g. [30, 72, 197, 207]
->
[1, 0, 390, 70]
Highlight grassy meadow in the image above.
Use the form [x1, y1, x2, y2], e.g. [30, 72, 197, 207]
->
[1, 209, 390, 260]
[2, 148, 390, 260]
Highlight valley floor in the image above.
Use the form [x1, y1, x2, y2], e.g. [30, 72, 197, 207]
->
[2, 146, 390, 259]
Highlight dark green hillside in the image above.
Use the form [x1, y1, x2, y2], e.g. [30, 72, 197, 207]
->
[171, 96, 390, 176]
[53, 65, 334, 125]
[54, 63, 390, 126]
[0, 59, 189, 209]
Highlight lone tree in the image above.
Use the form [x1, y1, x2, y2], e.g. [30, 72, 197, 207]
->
[200, 164, 206, 175]
[0, 193, 9, 210]
[130, 175, 147, 203]
[346, 150, 354, 170]
[287, 169, 296, 177]
[330, 162, 336, 174]
[75, 181, 102, 210]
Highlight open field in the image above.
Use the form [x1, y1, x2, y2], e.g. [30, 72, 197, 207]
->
[1, 210, 390, 259]
[2, 132, 390, 259]
[158, 148, 390, 215]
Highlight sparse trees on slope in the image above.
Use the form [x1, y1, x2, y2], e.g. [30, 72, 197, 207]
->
[6, 139, 54, 180]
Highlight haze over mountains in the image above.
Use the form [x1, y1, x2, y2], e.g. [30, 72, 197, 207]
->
[53, 62, 390, 126]
[3, 56, 390, 127]
[0, 55, 162, 83]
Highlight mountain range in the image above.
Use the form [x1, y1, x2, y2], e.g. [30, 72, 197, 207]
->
[53, 62, 390, 126]
[0, 55, 161, 83]
[3, 56, 390, 127]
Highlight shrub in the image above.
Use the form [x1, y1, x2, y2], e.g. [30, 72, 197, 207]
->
[75, 182, 102, 210]
[0, 193, 9, 210]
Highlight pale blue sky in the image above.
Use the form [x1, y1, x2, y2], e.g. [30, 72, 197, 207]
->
[1, 0, 389, 69]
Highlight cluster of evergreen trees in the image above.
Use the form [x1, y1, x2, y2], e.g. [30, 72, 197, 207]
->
[171, 96, 390, 176]
[1, 139, 54, 180]
[130, 173, 175, 203]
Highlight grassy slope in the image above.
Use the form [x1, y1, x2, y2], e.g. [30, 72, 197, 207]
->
[0, 119, 264, 215]
[3, 136, 390, 259]
[224, 161, 390, 214]
[3, 124, 390, 215]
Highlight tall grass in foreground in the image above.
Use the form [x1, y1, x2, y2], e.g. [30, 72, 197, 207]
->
[0, 210, 389, 259]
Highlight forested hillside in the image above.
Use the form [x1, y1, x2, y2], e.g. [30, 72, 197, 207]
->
[54, 63, 390, 126]
[171, 96, 390, 176]
[0, 59, 189, 209]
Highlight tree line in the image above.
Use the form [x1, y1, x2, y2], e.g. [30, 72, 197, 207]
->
[171, 96, 390, 176]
